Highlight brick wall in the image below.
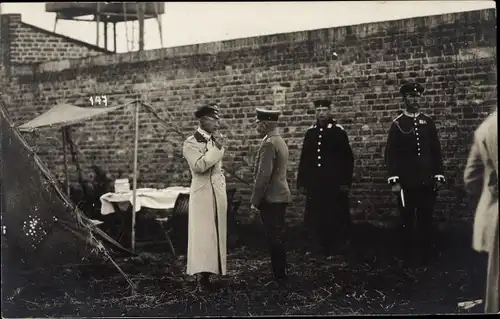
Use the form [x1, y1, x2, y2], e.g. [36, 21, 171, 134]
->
[0, 14, 110, 74]
[2, 9, 497, 225]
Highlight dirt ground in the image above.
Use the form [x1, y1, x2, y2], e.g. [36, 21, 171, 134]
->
[1, 221, 489, 317]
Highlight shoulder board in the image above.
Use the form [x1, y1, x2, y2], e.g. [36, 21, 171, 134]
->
[392, 113, 404, 122]
[335, 124, 344, 130]
[183, 135, 194, 144]
[307, 125, 316, 131]
[420, 113, 435, 123]
[261, 138, 275, 147]
[185, 135, 197, 142]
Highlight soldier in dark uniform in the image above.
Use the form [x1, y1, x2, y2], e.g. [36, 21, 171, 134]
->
[297, 99, 355, 257]
[385, 82, 446, 266]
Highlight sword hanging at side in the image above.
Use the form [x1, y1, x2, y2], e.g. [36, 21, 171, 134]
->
[400, 189, 406, 207]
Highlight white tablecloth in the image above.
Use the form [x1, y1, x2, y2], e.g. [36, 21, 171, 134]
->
[100, 187, 190, 215]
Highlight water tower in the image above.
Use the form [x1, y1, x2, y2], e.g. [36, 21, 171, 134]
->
[45, 2, 165, 52]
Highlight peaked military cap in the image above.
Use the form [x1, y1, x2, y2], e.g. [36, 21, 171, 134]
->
[255, 108, 281, 122]
[400, 82, 424, 97]
[313, 99, 332, 108]
[194, 103, 220, 119]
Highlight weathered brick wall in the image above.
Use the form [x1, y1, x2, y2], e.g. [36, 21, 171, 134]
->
[0, 14, 110, 70]
[2, 9, 497, 224]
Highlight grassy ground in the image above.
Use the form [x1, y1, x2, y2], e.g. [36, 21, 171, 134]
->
[1, 221, 489, 317]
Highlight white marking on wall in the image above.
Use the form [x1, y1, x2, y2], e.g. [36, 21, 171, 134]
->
[272, 85, 287, 110]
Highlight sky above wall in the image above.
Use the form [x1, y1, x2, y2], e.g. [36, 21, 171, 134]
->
[1, 1, 496, 53]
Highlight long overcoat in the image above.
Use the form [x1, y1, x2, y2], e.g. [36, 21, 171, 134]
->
[296, 119, 354, 227]
[182, 131, 227, 276]
[464, 110, 498, 313]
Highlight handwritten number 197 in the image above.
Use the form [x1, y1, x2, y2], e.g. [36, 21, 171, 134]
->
[89, 95, 108, 106]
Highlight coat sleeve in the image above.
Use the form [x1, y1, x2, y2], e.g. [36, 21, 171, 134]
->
[464, 133, 485, 198]
[296, 132, 310, 190]
[182, 138, 224, 174]
[385, 122, 400, 184]
[251, 141, 275, 207]
[339, 129, 354, 187]
[429, 119, 445, 177]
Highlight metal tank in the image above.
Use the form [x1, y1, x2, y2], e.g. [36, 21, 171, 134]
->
[45, 2, 165, 52]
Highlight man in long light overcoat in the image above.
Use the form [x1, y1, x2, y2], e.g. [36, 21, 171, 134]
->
[464, 109, 498, 313]
[182, 103, 227, 291]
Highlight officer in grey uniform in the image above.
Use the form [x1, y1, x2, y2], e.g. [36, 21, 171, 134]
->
[385, 82, 446, 266]
[251, 108, 292, 283]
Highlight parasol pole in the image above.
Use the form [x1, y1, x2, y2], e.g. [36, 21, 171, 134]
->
[131, 96, 140, 253]
[62, 127, 70, 197]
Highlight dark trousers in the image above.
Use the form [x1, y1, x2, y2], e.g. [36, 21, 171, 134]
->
[306, 190, 351, 255]
[338, 191, 352, 232]
[259, 201, 288, 279]
[397, 186, 436, 263]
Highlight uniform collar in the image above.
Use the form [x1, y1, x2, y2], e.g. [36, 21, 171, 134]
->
[403, 110, 421, 118]
[263, 128, 279, 140]
[314, 119, 336, 129]
[196, 127, 212, 140]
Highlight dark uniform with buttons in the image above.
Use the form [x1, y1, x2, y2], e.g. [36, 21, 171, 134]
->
[385, 83, 446, 264]
[297, 100, 354, 256]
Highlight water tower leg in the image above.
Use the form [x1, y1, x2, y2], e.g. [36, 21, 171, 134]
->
[113, 22, 117, 53]
[53, 16, 59, 33]
[96, 2, 101, 47]
[96, 16, 100, 47]
[138, 3, 145, 51]
[104, 21, 108, 51]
